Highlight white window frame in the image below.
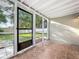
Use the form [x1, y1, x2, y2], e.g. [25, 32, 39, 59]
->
[6, 0, 50, 58]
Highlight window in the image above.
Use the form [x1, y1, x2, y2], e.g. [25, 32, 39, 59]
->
[0, 0, 14, 58]
[44, 19, 48, 40]
[35, 15, 42, 43]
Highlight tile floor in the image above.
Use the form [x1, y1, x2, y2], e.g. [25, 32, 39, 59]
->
[11, 41, 79, 59]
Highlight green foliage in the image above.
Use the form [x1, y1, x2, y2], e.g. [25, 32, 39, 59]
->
[44, 20, 47, 28]
[19, 9, 43, 29]
[0, 9, 7, 23]
[36, 15, 42, 28]
[0, 29, 4, 32]
[19, 10, 32, 29]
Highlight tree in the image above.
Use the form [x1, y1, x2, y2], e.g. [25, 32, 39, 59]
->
[19, 10, 32, 29]
[36, 15, 42, 28]
[0, 0, 14, 23]
[0, 0, 14, 32]
[44, 20, 47, 28]
[0, 29, 4, 32]
[0, 9, 7, 23]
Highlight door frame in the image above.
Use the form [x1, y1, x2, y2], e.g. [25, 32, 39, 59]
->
[17, 7, 33, 51]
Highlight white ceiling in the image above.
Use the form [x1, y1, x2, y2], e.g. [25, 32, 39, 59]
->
[20, 0, 79, 18]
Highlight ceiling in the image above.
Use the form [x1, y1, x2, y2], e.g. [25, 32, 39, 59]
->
[20, 0, 79, 18]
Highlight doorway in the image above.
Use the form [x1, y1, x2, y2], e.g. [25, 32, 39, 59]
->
[17, 7, 33, 51]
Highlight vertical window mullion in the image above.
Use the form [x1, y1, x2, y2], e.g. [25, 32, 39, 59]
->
[14, 0, 18, 54]
[33, 13, 36, 45]
[42, 17, 44, 43]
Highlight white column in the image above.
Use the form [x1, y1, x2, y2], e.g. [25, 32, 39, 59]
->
[33, 13, 36, 45]
[14, 0, 18, 54]
[48, 19, 50, 40]
[42, 17, 44, 43]
[47, 19, 49, 40]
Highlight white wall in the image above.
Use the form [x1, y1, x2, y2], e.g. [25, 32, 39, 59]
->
[51, 13, 79, 29]
[50, 13, 79, 45]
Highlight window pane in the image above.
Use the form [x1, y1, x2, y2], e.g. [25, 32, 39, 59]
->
[44, 20, 47, 28]
[18, 9, 32, 29]
[36, 15, 42, 28]
[0, 0, 14, 58]
[35, 15, 42, 43]
[44, 19, 48, 40]
[19, 30, 32, 43]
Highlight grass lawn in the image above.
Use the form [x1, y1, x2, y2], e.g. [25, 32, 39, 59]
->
[19, 33, 32, 37]
[19, 33, 42, 43]
[0, 33, 47, 43]
[0, 33, 44, 42]
[0, 34, 14, 41]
